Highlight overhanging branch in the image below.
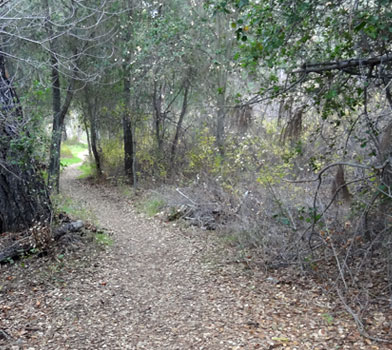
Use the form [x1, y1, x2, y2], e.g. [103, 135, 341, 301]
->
[294, 53, 392, 74]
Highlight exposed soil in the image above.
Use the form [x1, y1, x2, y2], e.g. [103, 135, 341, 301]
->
[0, 161, 390, 349]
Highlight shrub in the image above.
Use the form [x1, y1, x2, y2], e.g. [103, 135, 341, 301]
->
[101, 137, 124, 176]
[61, 144, 74, 158]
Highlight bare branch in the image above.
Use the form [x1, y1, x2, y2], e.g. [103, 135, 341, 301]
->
[294, 53, 392, 74]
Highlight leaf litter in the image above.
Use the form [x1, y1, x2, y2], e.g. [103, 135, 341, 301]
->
[0, 164, 391, 350]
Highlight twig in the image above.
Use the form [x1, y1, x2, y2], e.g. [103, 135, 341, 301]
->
[336, 287, 392, 343]
[284, 162, 373, 184]
[176, 188, 197, 206]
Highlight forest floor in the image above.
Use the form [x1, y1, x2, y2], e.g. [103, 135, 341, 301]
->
[0, 159, 390, 350]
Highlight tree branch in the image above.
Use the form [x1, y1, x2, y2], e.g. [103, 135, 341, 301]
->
[294, 53, 392, 74]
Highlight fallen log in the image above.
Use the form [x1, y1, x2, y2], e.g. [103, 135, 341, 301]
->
[53, 220, 84, 240]
[0, 220, 84, 263]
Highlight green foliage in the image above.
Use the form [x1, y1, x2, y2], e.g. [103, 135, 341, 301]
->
[135, 131, 168, 180]
[186, 127, 217, 176]
[321, 313, 334, 325]
[186, 121, 298, 190]
[60, 157, 82, 167]
[78, 162, 95, 179]
[60, 145, 74, 158]
[141, 196, 166, 217]
[62, 141, 88, 156]
[214, 0, 392, 121]
[101, 137, 124, 174]
[95, 232, 114, 246]
[51, 194, 95, 222]
[60, 142, 87, 167]
[64, 136, 83, 146]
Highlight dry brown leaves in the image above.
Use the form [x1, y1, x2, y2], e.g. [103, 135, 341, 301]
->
[0, 164, 391, 349]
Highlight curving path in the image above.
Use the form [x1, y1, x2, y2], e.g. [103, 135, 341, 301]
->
[0, 158, 382, 350]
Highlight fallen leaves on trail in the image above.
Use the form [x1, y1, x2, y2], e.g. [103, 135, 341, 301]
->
[1, 166, 391, 349]
[1, 235, 390, 350]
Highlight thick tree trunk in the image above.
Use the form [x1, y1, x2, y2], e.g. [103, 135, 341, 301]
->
[123, 73, 134, 183]
[0, 53, 51, 233]
[0, 165, 51, 233]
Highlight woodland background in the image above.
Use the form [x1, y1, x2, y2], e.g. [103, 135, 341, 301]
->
[1, 0, 391, 340]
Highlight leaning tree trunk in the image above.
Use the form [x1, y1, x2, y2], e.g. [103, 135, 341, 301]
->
[0, 53, 51, 233]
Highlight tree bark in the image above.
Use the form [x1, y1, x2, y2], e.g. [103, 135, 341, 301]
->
[214, 13, 230, 157]
[0, 52, 51, 233]
[123, 72, 134, 183]
[294, 53, 392, 74]
[47, 53, 61, 191]
[153, 80, 164, 153]
[84, 90, 102, 176]
[90, 108, 102, 177]
[170, 81, 190, 167]
[43, 0, 76, 193]
[83, 117, 93, 160]
[380, 84, 392, 188]
[216, 91, 226, 156]
[47, 62, 75, 193]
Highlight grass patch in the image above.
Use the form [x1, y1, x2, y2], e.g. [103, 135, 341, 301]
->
[61, 145, 74, 158]
[67, 143, 87, 155]
[78, 162, 95, 179]
[60, 141, 88, 167]
[61, 157, 82, 166]
[95, 232, 114, 246]
[141, 196, 166, 217]
[52, 194, 96, 222]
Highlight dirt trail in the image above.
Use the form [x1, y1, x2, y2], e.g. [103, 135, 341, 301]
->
[1, 161, 383, 349]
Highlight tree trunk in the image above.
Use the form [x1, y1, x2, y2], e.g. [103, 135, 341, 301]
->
[153, 80, 164, 153]
[0, 52, 51, 233]
[214, 12, 231, 157]
[90, 111, 102, 177]
[47, 55, 62, 192]
[62, 123, 68, 141]
[84, 91, 102, 176]
[381, 85, 392, 188]
[44, 0, 76, 193]
[47, 59, 75, 193]
[83, 117, 93, 160]
[170, 81, 190, 168]
[123, 73, 134, 183]
[216, 91, 226, 157]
